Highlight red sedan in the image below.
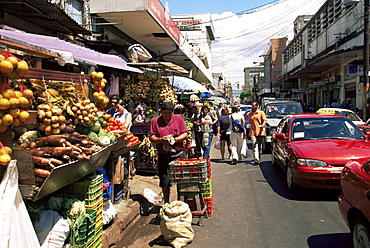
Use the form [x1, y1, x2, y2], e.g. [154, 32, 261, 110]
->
[338, 158, 370, 247]
[271, 113, 370, 192]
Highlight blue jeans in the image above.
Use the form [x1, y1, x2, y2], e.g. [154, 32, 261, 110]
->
[203, 131, 213, 158]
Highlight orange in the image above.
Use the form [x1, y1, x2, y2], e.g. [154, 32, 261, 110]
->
[0, 60, 13, 75]
[18, 111, 30, 122]
[2, 89, 15, 99]
[8, 108, 20, 118]
[6, 56, 18, 67]
[14, 91, 22, 98]
[22, 89, 34, 99]
[8, 98, 20, 109]
[0, 99, 10, 110]
[18, 97, 29, 109]
[0, 146, 12, 155]
[1, 114, 13, 126]
[0, 154, 11, 166]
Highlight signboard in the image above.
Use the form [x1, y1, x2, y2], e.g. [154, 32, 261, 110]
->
[309, 84, 320, 88]
[174, 19, 202, 31]
[347, 65, 363, 77]
[292, 89, 306, 92]
[313, 81, 326, 85]
[148, 0, 180, 45]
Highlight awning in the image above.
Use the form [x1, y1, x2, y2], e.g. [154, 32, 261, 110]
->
[210, 97, 227, 105]
[0, 29, 142, 73]
[169, 76, 208, 93]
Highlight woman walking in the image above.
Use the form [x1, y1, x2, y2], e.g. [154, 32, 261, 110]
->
[199, 105, 217, 158]
[229, 105, 246, 164]
[216, 107, 232, 162]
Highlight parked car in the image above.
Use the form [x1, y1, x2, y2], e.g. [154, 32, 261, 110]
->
[338, 158, 370, 247]
[317, 108, 364, 125]
[238, 104, 252, 115]
[271, 113, 370, 192]
[262, 100, 303, 152]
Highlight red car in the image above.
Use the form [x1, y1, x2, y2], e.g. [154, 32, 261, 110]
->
[338, 158, 370, 247]
[271, 113, 370, 192]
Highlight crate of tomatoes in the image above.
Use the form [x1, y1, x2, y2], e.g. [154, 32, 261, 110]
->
[169, 158, 209, 184]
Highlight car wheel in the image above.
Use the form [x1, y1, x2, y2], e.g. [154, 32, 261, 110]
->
[271, 148, 278, 169]
[351, 217, 370, 248]
[286, 164, 299, 193]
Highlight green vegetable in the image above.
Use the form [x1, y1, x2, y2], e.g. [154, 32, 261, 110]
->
[98, 136, 111, 146]
[89, 121, 102, 133]
[87, 131, 99, 143]
[107, 132, 117, 143]
[98, 129, 109, 138]
[47, 196, 64, 211]
[75, 124, 90, 135]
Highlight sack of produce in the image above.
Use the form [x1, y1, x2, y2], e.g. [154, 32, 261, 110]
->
[160, 201, 194, 248]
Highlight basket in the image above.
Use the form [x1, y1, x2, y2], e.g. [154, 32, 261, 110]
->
[169, 158, 208, 184]
[64, 175, 103, 206]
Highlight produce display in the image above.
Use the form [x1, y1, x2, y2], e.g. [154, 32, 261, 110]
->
[71, 99, 99, 127]
[138, 135, 157, 165]
[37, 104, 67, 135]
[90, 71, 109, 110]
[0, 51, 29, 79]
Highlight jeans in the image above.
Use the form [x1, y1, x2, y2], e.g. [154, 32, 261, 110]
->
[251, 136, 265, 162]
[202, 131, 213, 158]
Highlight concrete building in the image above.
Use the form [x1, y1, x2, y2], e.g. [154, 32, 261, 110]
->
[282, 0, 365, 116]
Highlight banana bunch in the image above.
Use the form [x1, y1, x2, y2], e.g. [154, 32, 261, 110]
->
[29, 79, 77, 110]
[138, 135, 157, 165]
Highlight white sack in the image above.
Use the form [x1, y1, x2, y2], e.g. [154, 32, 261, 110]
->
[103, 200, 116, 225]
[160, 201, 194, 248]
[0, 160, 41, 248]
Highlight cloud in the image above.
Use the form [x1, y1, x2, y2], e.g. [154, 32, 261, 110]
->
[210, 0, 326, 86]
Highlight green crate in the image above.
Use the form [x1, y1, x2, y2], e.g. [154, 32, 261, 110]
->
[65, 175, 103, 206]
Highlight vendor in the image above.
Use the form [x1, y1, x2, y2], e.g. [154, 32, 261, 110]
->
[106, 94, 121, 118]
[116, 100, 132, 130]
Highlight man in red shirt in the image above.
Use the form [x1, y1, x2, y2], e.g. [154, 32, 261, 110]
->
[149, 102, 188, 203]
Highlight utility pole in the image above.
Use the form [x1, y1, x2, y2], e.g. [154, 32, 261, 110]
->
[364, 0, 369, 121]
[269, 52, 273, 97]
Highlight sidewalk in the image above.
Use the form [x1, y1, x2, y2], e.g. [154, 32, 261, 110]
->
[102, 140, 222, 248]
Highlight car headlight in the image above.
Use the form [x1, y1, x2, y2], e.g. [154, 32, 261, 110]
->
[297, 159, 328, 167]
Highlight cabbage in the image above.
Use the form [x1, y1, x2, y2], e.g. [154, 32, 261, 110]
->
[98, 129, 109, 138]
[87, 131, 99, 143]
[89, 121, 101, 133]
[107, 132, 117, 143]
[98, 136, 111, 146]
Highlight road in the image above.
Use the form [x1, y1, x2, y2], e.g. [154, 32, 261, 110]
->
[120, 142, 351, 248]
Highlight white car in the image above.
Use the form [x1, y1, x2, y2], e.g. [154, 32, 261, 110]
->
[238, 104, 252, 115]
[317, 108, 364, 125]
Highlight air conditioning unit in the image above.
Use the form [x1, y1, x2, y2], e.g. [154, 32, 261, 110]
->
[343, 0, 359, 6]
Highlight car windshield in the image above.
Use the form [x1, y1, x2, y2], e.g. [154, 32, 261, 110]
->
[266, 103, 302, 116]
[334, 110, 362, 122]
[240, 106, 252, 112]
[291, 117, 365, 141]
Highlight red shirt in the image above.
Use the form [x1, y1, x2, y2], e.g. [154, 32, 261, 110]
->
[149, 114, 188, 154]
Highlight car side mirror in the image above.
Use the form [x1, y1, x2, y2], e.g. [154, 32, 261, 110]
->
[274, 133, 287, 140]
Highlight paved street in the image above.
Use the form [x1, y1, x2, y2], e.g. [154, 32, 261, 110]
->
[121, 140, 351, 248]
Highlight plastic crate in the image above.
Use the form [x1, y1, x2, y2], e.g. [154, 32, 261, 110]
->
[201, 180, 213, 198]
[170, 159, 209, 183]
[204, 197, 213, 217]
[71, 208, 97, 247]
[64, 175, 103, 206]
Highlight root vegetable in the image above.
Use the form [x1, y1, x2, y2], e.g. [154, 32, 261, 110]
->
[30, 146, 73, 157]
[35, 136, 67, 147]
[34, 168, 51, 178]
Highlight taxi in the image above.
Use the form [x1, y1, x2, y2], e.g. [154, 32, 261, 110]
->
[271, 110, 370, 192]
[338, 158, 370, 247]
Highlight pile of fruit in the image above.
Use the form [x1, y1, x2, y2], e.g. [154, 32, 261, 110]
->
[0, 52, 29, 79]
[37, 104, 67, 135]
[71, 99, 99, 127]
[0, 88, 32, 132]
[90, 71, 109, 110]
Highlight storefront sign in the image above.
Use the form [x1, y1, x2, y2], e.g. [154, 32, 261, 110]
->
[148, 0, 180, 45]
[313, 81, 326, 85]
[309, 84, 320, 88]
[174, 19, 202, 31]
[347, 65, 363, 77]
[292, 89, 307, 92]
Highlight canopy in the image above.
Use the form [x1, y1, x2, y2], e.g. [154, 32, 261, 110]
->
[169, 76, 209, 93]
[210, 97, 227, 105]
[0, 29, 142, 73]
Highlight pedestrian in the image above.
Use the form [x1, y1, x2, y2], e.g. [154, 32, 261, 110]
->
[348, 100, 354, 111]
[217, 103, 224, 116]
[188, 105, 201, 158]
[198, 105, 218, 158]
[340, 100, 349, 109]
[149, 102, 188, 204]
[331, 99, 340, 108]
[247, 102, 267, 165]
[324, 101, 331, 108]
[116, 99, 132, 130]
[228, 105, 246, 164]
[216, 107, 232, 162]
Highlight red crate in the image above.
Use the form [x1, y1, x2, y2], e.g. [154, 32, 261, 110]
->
[204, 197, 213, 217]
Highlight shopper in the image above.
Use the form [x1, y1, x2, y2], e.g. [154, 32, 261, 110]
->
[149, 102, 188, 203]
[188, 105, 201, 158]
[216, 107, 232, 162]
[247, 102, 267, 165]
[116, 100, 132, 130]
[199, 105, 218, 158]
[228, 105, 246, 164]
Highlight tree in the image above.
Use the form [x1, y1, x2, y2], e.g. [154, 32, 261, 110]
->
[239, 90, 251, 102]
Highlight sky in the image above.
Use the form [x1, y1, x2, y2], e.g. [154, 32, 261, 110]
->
[162, 0, 327, 88]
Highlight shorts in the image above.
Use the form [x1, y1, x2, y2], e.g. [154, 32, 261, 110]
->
[157, 150, 185, 188]
[220, 132, 230, 142]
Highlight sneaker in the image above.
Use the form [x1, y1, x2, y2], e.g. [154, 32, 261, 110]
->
[220, 159, 225, 162]
[232, 159, 237, 165]
[254, 160, 260, 165]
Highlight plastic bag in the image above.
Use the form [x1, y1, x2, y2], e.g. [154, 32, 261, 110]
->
[103, 200, 117, 225]
[241, 139, 248, 158]
[0, 160, 41, 248]
[144, 188, 163, 205]
[33, 210, 70, 248]
[214, 136, 221, 150]
[160, 201, 194, 248]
